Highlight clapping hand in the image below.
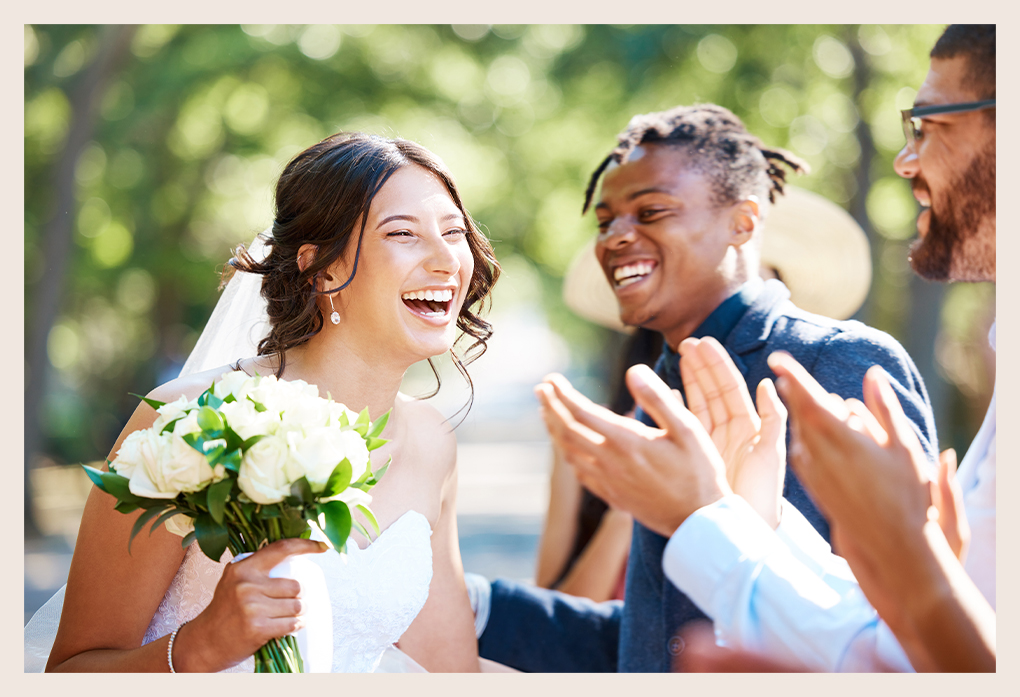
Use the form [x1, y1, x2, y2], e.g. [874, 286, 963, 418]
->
[678, 337, 787, 528]
[535, 365, 731, 538]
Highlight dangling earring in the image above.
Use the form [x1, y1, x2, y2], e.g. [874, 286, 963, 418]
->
[328, 292, 341, 325]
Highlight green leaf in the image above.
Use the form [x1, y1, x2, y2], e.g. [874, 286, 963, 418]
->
[353, 407, 370, 437]
[355, 504, 380, 537]
[97, 470, 145, 505]
[338, 411, 350, 427]
[197, 405, 224, 432]
[181, 531, 197, 549]
[129, 506, 171, 553]
[366, 410, 390, 439]
[196, 383, 216, 407]
[206, 477, 233, 524]
[351, 519, 371, 541]
[222, 423, 244, 452]
[82, 464, 108, 491]
[366, 457, 390, 486]
[366, 436, 388, 452]
[247, 395, 267, 413]
[114, 501, 140, 514]
[129, 392, 166, 411]
[218, 448, 242, 473]
[280, 511, 310, 538]
[241, 434, 267, 450]
[289, 477, 313, 505]
[318, 501, 352, 553]
[150, 508, 189, 535]
[222, 393, 236, 404]
[323, 459, 353, 498]
[257, 505, 282, 519]
[182, 432, 205, 454]
[160, 417, 184, 435]
[195, 513, 229, 562]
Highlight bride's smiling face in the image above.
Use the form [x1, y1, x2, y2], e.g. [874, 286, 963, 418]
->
[324, 164, 475, 362]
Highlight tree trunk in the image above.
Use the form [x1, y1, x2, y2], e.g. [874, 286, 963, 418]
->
[24, 25, 138, 539]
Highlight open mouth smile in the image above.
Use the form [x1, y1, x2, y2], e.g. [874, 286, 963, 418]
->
[401, 288, 455, 320]
[612, 261, 657, 289]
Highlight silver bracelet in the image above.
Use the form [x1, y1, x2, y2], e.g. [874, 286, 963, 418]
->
[167, 620, 190, 673]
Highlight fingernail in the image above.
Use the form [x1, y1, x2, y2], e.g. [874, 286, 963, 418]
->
[317, 541, 329, 551]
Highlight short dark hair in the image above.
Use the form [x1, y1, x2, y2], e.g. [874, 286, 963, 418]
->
[583, 104, 809, 214]
[931, 24, 996, 100]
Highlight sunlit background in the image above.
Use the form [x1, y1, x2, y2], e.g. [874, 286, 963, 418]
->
[24, 24, 995, 621]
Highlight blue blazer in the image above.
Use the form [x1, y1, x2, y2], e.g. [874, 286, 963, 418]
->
[478, 280, 938, 672]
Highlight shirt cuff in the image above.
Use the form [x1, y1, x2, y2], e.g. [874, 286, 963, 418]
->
[662, 494, 787, 616]
[775, 498, 856, 587]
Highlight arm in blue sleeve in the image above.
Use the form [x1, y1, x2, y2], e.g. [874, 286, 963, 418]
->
[477, 578, 621, 672]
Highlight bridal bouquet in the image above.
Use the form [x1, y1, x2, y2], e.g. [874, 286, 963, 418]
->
[83, 370, 390, 673]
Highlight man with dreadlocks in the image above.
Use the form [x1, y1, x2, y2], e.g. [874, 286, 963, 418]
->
[473, 104, 938, 673]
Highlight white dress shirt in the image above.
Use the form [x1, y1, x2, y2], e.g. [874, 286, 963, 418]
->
[957, 321, 996, 608]
[662, 495, 914, 672]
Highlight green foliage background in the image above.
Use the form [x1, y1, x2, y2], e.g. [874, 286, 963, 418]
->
[25, 25, 995, 521]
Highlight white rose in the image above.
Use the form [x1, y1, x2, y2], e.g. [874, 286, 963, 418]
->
[219, 399, 280, 441]
[129, 433, 224, 499]
[279, 394, 331, 433]
[164, 513, 196, 537]
[110, 429, 159, 479]
[212, 370, 257, 402]
[171, 411, 202, 437]
[337, 430, 371, 483]
[152, 395, 193, 432]
[327, 401, 360, 427]
[287, 427, 355, 492]
[238, 436, 296, 504]
[252, 376, 320, 415]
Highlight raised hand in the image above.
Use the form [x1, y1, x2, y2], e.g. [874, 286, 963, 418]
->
[175, 537, 327, 672]
[678, 337, 787, 528]
[768, 351, 995, 672]
[535, 366, 731, 538]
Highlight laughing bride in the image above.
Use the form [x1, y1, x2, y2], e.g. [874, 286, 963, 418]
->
[29, 132, 510, 672]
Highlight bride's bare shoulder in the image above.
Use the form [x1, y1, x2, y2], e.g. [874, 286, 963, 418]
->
[394, 394, 457, 473]
[146, 364, 243, 403]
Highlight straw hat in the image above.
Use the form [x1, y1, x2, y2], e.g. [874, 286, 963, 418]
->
[562, 186, 872, 333]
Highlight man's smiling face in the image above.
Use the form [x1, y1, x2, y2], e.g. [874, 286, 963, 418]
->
[895, 55, 995, 282]
[593, 143, 746, 346]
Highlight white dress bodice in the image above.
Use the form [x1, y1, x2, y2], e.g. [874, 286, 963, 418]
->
[140, 510, 433, 673]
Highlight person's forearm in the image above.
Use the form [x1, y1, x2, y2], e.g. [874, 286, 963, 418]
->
[47, 619, 232, 673]
[895, 523, 995, 672]
[555, 510, 631, 602]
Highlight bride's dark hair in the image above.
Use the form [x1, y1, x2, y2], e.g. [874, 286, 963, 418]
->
[228, 132, 500, 407]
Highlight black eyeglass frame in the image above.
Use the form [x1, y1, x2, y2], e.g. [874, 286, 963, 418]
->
[900, 99, 996, 148]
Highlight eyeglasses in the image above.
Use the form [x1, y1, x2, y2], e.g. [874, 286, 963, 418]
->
[900, 99, 996, 149]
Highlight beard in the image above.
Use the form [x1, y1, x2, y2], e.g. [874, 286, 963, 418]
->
[908, 141, 995, 281]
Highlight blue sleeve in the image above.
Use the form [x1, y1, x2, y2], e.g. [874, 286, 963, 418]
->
[477, 579, 622, 672]
[811, 328, 939, 470]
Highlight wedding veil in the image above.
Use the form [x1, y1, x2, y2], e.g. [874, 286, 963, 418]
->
[24, 231, 274, 672]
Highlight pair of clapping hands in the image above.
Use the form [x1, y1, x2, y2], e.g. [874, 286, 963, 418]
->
[535, 337, 786, 538]
[535, 336, 967, 566]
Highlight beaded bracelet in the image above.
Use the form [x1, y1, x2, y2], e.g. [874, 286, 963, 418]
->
[167, 620, 190, 673]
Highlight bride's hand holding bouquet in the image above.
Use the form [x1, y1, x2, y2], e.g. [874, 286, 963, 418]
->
[84, 369, 389, 672]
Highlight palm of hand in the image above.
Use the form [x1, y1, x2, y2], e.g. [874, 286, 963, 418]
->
[679, 337, 786, 528]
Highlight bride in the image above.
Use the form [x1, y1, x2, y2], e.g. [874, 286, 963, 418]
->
[32, 132, 506, 672]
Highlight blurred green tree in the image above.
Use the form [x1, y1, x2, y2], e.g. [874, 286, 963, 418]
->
[24, 24, 993, 537]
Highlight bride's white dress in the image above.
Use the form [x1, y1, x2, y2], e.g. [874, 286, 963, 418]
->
[25, 510, 433, 673]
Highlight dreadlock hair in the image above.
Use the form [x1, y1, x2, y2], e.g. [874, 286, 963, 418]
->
[931, 25, 996, 104]
[582, 104, 809, 215]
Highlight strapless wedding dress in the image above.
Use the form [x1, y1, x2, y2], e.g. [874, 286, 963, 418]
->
[25, 510, 433, 673]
